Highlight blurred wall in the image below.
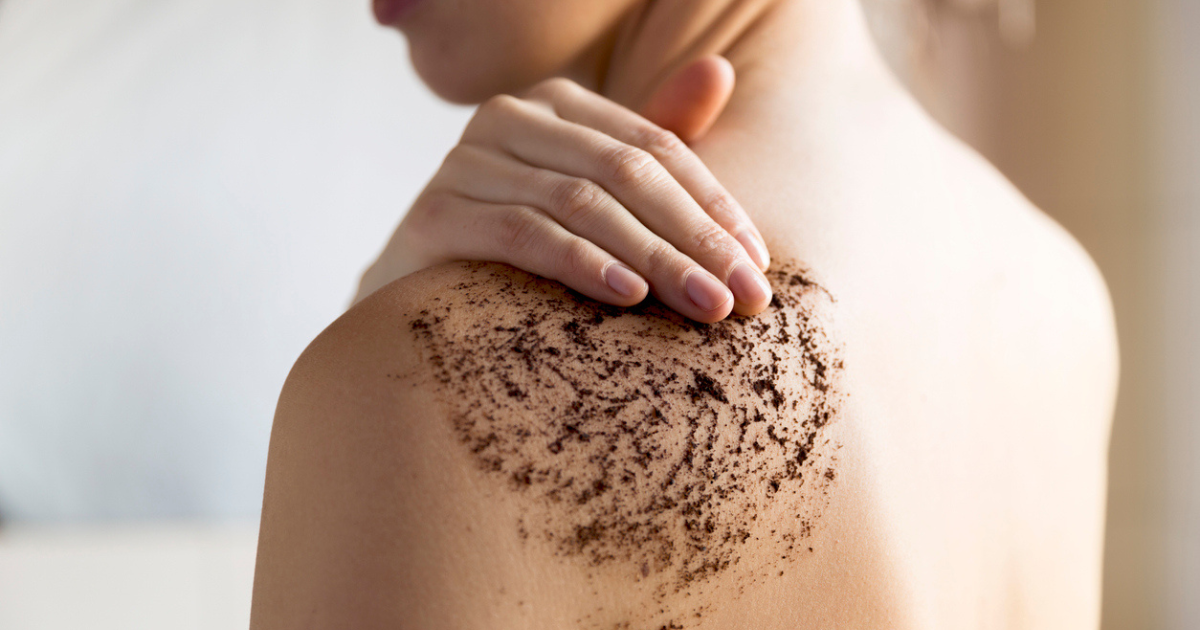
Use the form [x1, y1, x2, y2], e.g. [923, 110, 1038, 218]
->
[876, 0, 1197, 627]
[0, 0, 471, 521]
[1153, 0, 1200, 626]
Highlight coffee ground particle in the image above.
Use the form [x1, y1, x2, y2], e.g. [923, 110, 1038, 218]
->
[407, 260, 845, 624]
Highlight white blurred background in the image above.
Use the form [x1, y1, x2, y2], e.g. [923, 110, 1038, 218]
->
[0, 1, 468, 625]
[0, 0, 1195, 628]
[0, 0, 470, 521]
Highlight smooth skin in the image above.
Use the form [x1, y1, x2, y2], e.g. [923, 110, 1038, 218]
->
[253, 0, 1119, 628]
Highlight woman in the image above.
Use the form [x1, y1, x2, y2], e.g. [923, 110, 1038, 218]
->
[251, 1, 1118, 628]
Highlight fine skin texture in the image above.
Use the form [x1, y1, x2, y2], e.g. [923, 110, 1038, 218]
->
[251, 1, 1119, 629]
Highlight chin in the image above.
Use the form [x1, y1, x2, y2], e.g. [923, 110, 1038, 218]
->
[409, 49, 506, 104]
[403, 24, 600, 104]
[401, 24, 538, 104]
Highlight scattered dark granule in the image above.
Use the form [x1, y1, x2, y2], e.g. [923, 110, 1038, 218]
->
[687, 370, 728, 404]
[406, 260, 845, 624]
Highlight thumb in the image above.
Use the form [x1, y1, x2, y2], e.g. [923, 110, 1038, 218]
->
[639, 54, 735, 144]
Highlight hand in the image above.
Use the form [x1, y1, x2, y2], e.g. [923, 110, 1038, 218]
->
[357, 55, 772, 323]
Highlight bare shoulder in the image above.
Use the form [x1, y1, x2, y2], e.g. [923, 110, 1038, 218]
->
[939, 131, 1120, 410]
[400, 259, 845, 581]
[972, 130, 1117, 347]
[253, 260, 851, 630]
[991, 168, 1121, 413]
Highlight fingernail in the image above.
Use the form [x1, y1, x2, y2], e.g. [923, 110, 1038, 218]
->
[686, 270, 733, 312]
[736, 232, 770, 270]
[604, 262, 646, 298]
[727, 263, 772, 307]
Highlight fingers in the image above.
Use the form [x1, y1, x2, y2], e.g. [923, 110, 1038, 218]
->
[468, 93, 771, 317]
[437, 144, 737, 322]
[528, 76, 770, 275]
[406, 192, 650, 306]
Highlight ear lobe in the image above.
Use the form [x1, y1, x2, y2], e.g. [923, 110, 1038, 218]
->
[639, 54, 736, 144]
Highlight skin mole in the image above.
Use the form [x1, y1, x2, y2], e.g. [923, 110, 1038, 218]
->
[408, 260, 844, 601]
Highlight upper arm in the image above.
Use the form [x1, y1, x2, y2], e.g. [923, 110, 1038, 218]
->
[251, 270, 518, 629]
[253, 266, 631, 629]
[251, 261, 850, 630]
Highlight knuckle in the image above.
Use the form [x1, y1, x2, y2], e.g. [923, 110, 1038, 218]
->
[480, 93, 522, 118]
[689, 222, 739, 262]
[601, 143, 659, 186]
[641, 239, 682, 278]
[411, 193, 445, 221]
[404, 196, 444, 241]
[554, 236, 591, 279]
[700, 188, 741, 222]
[465, 96, 520, 139]
[550, 178, 603, 225]
[635, 125, 686, 160]
[495, 207, 543, 254]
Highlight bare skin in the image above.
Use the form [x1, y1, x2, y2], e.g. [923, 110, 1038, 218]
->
[251, 0, 1118, 628]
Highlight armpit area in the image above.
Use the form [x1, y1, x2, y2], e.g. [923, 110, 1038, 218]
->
[408, 261, 844, 603]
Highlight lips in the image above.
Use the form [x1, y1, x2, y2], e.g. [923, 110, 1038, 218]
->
[373, 0, 421, 26]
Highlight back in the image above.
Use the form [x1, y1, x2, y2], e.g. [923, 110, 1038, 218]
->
[252, 84, 1117, 630]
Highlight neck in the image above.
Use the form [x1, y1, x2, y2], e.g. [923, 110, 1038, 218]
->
[571, 0, 887, 118]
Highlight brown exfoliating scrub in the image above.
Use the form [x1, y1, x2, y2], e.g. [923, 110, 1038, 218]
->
[407, 260, 844, 626]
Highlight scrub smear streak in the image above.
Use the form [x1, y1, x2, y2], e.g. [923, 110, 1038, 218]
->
[408, 261, 845, 628]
